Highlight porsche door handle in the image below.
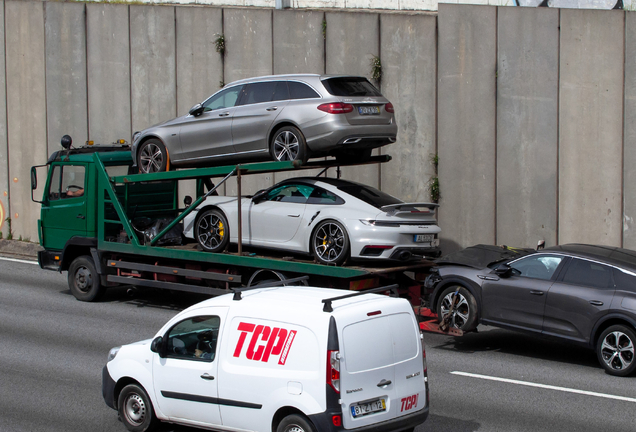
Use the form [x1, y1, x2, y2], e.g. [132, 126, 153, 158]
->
[266, 106, 278, 111]
[589, 300, 604, 306]
[200, 373, 215, 381]
[288, 214, 300, 218]
[218, 112, 230, 117]
[529, 291, 544, 296]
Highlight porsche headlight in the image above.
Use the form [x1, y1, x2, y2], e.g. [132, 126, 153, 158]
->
[359, 219, 376, 226]
[107, 346, 121, 362]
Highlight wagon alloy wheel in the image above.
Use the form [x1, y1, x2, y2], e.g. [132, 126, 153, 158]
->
[118, 384, 158, 432]
[270, 126, 308, 164]
[195, 209, 230, 253]
[597, 325, 636, 376]
[436, 286, 479, 332]
[312, 220, 349, 266]
[138, 139, 168, 173]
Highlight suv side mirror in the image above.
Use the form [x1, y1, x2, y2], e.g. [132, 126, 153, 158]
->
[189, 103, 204, 117]
[494, 264, 513, 278]
[150, 336, 164, 357]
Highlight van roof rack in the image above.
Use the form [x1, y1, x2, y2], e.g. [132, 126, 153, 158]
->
[232, 276, 310, 300]
[322, 284, 399, 312]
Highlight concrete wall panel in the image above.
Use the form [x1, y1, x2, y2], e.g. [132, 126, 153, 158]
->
[45, 2, 88, 154]
[87, 4, 131, 143]
[273, 9, 326, 183]
[325, 11, 380, 188]
[130, 5, 177, 134]
[559, 10, 624, 246]
[624, 13, 636, 249]
[380, 13, 436, 203]
[224, 8, 273, 195]
[0, 0, 7, 238]
[437, 4, 497, 253]
[6, 1, 48, 241]
[496, 7, 559, 249]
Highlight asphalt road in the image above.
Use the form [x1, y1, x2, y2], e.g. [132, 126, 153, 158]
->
[1, 257, 635, 432]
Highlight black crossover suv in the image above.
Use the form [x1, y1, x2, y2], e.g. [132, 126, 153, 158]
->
[426, 244, 636, 376]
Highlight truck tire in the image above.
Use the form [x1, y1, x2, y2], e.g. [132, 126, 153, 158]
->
[436, 286, 478, 332]
[68, 255, 105, 302]
[118, 383, 159, 432]
[276, 414, 316, 432]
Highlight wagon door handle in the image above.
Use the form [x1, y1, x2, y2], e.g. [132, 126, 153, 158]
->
[589, 300, 604, 306]
[218, 112, 230, 117]
[266, 106, 278, 111]
[200, 373, 215, 381]
[377, 379, 392, 387]
[77, 214, 85, 219]
[529, 291, 544, 296]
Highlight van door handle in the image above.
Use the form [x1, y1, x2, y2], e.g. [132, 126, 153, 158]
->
[218, 112, 230, 117]
[377, 379, 392, 387]
[529, 291, 544, 296]
[266, 106, 278, 111]
[200, 373, 215, 381]
[589, 300, 604, 306]
[77, 214, 85, 219]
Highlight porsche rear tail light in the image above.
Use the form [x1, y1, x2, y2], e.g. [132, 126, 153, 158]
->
[318, 103, 354, 114]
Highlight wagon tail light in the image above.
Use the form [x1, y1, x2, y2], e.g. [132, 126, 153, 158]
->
[327, 350, 340, 393]
[385, 102, 394, 113]
[318, 103, 353, 114]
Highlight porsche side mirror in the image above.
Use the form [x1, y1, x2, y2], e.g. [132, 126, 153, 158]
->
[189, 103, 204, 117]
[252, 189, 267, 203]
[184, 195, 193, 207]
[150, 336, 164, 357]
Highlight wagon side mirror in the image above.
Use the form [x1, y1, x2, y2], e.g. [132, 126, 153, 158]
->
[150, 336, 165, 357]
[189, 103, 204, 117]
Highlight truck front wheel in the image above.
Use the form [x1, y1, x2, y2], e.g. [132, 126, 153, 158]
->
[68, 255, 105, 302]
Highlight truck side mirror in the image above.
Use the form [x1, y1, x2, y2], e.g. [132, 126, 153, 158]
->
[150, 336, 165, 357]
[31, 166, 37, 190]
[189, 103, 204, 117]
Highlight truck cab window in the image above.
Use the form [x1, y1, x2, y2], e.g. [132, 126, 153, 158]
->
[60, 165, 86, 198]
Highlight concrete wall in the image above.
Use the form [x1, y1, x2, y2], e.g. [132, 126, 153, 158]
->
[624, 13, 636, 249]
[437, 4, 497, 252]
[0, 1, 7, 238]
[496, 7, 559, 248]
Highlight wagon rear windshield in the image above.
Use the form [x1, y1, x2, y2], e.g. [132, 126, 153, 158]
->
[321, 77, 382, 97]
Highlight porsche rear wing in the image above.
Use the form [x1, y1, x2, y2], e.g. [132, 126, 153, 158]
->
[380, 202, 439, 216]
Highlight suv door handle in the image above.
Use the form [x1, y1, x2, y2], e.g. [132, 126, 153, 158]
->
[266, 106, 278, 111]
[589, 300, 604, 306]
[529, 291, 544, 296]
[377, 379, 392, 387]
[200, 373, 215, 381]
[77, 214, 85, 219]
[218, 112, 230, 117]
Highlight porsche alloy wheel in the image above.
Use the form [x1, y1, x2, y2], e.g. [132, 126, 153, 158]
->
[195, 209, 230, 253]
[312, 220, 349, 266]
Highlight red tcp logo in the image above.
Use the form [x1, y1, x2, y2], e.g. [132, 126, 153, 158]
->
[400, 394, 419, 412]
[233, 322, 297, 365]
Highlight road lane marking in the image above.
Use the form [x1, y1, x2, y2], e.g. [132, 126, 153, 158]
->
[451, 371, 636, 403]
[0, 256, 38, 265]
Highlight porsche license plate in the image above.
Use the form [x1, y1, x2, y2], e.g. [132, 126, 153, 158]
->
[414, 234, 434, 243]
[351, 398, 386, 418]
[358, 105, 381, 115]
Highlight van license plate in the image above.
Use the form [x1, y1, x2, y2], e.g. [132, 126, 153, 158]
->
[358, 106, 381, 115]
[414, 234, 434, 243]
[351, 398, 386, 418]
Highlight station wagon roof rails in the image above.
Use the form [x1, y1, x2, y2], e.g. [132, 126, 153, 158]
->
[322, 284, 399, 312]
[232, 275, 310, 300]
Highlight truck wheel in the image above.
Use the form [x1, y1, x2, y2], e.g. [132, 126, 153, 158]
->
[68, 255, 105, 302]
[596, 325, 636, 376]
[311, 220, 349, 266]
[138, 139, 168, 173]
[270, 126, 308, 164]
[118, 384, 159, 432]
[195, 209, 230, 253]
[276, 414, 316, 432]
[436, 286, 478, 332]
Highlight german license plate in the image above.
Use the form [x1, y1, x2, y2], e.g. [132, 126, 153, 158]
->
[358, 105, 381, 115]
[414, 234, 434, 243]
[351, 398, 386, 418]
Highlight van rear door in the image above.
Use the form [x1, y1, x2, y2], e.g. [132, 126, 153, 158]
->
[337, 303, 425, 429]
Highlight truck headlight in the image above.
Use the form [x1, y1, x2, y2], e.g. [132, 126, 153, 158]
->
[107, 346, 121, 362]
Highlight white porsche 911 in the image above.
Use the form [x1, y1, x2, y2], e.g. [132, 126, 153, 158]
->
[182, 177, 441, 265]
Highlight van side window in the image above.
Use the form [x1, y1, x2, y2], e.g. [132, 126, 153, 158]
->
[165, 316, 220, 362]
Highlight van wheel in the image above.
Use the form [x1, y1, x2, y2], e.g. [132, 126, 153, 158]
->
[118, 384, 159, 432]
[436, 286, 478, 332]
[597, 325, 636, 376]
[68, 255, 105, 302]
[277, 414, 316, 432]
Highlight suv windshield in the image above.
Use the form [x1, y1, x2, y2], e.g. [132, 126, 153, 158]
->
[321, 77, 382, 97]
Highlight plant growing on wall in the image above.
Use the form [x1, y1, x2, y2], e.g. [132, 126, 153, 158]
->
[370, 55, 382, 83]
[322, 18, 327, 40]
[4, 217, 12, 240]
[214, 34, 225, 56]
[428, 153, 440, 203]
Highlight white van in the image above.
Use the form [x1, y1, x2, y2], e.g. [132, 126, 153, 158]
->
[102, 285, 429, 432]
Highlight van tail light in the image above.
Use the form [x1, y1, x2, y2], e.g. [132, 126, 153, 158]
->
[385, 102, 394, 113]
[332, 415, 342, 427]
[327, 350, 340, 393]
[318, 103, 354, 114]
